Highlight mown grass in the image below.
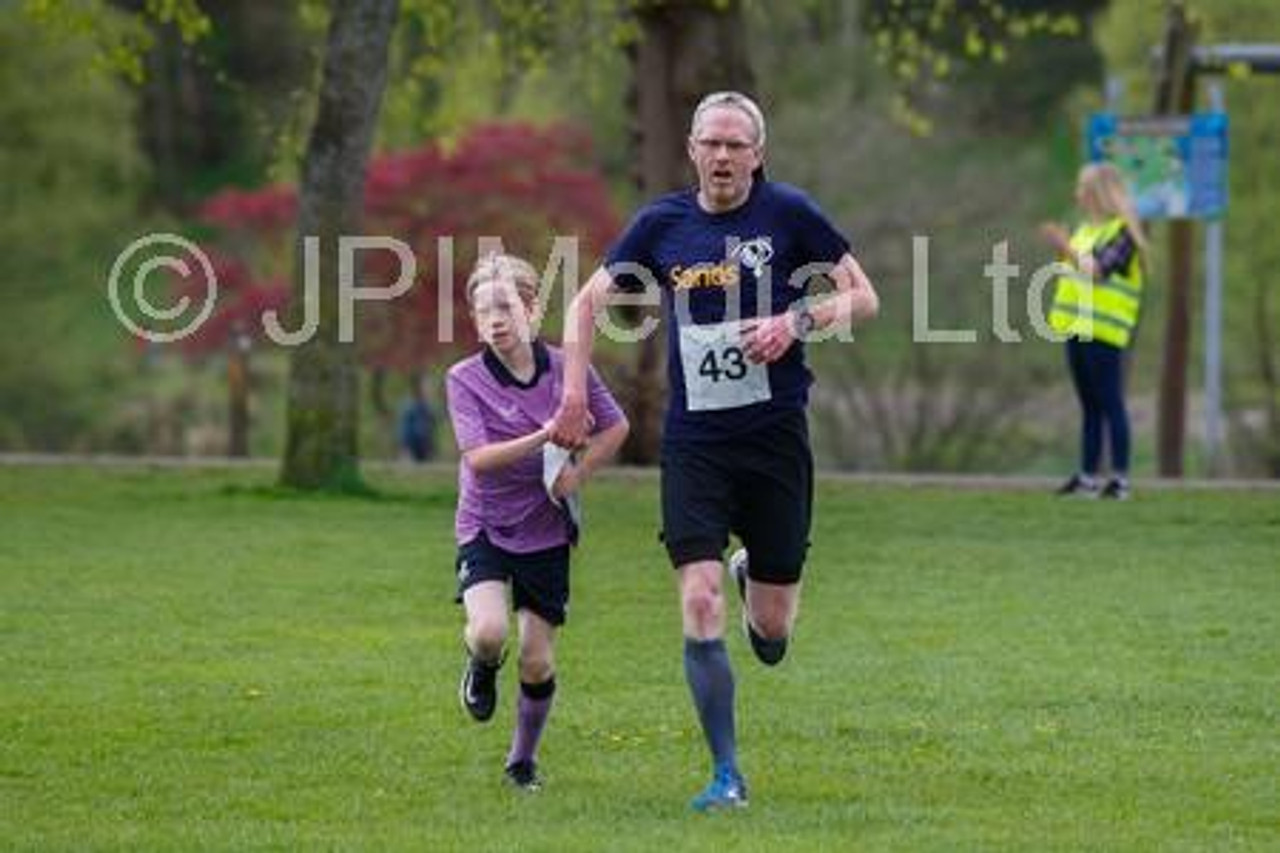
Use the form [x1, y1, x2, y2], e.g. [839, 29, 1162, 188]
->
[1, 464, 1276, 851]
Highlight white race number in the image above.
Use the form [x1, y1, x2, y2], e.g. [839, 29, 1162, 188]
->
[679, 320, 772, 412]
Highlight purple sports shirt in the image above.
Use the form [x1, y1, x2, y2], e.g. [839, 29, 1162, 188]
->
[446, 341, 624, 553]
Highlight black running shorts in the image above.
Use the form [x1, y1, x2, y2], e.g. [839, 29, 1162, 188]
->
[455, 533, 571, 626]
[659, 410, 813, 584]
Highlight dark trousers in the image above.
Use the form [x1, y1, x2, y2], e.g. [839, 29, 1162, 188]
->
[1065, 338, 1130, 475]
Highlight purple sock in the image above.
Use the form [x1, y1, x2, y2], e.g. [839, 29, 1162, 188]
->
[506, 678, 556, 766]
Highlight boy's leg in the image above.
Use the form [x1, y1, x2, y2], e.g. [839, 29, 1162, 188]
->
[505, 609, 557, 788]
[459, 580, 508, 722]
[502, 544, 569, 789]
[463, 581, 509, 661]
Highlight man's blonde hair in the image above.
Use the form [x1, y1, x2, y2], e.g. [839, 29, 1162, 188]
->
[465, 252, 541, 308]
[690, 90, 767, 148]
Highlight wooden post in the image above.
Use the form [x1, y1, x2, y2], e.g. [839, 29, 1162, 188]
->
[1153, 1, 1198, 477]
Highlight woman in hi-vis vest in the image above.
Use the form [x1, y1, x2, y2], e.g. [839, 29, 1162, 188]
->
[1040, 162, 1148, 500]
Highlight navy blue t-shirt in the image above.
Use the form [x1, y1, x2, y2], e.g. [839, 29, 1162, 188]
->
[605, 179, 851, 443]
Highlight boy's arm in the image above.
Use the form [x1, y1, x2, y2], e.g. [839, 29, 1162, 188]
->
[463, 427, 550, 474]
[575, 418, 629, 480]
[448, 370, 549, 474]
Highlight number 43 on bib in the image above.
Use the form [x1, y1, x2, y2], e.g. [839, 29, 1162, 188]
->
[679, 320, 772, 412]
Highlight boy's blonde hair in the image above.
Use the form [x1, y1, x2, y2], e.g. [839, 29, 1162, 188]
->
[465, 252, 541, 308]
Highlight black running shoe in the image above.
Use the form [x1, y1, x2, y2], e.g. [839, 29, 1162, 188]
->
[459, 653, 500, 722]
[727, 548, 788, 666]
[1055, 473, 1099, 498]
[1100, 477, 1131, 500]
[504, 760, 543, 792]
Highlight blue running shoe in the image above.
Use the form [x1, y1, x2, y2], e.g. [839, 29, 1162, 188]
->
[691, 764, 748, 812]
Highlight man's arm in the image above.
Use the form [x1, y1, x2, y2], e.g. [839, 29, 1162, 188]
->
[813, 252, 880, 329]
[549, 266, 615, 447]
[743, 252, 879, 363]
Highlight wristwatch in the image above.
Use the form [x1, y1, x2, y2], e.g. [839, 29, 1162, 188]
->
[791, 305, 817, 338]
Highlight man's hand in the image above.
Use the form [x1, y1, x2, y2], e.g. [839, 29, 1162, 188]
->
[548, 394, 591, 449]
[742, 313, 798, 364]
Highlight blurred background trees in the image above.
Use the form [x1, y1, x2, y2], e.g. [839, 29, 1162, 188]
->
[4, 0, 1277, 478]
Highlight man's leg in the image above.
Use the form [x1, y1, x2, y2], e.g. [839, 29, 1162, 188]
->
[679, 560, 747, 810]
[660, 443, 745, 808]
[728, 410, 813, 666]
[747, 578, 801, 638]
[505, 609, 557, 790]
[728, 550, 799, 665]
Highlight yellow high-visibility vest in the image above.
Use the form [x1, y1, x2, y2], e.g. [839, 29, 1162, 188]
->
[1049, 217, 1144, 349]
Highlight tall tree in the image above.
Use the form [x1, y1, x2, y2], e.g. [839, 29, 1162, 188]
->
[279, 0, 399, 490]
[622, 0, 755, 462]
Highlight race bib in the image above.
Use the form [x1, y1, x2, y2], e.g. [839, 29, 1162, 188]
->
[679, 320, 772, 412]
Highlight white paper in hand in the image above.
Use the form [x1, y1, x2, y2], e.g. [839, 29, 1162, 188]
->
[543, 444, 582, 530]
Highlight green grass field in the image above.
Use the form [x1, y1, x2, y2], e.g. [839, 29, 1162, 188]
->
[1, 464, 1277, 851]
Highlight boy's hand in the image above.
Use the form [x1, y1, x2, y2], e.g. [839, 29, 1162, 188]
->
[552, 464, 582, 499]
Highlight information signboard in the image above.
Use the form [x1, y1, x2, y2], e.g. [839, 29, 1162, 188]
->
[1087, 113, 1229, 220]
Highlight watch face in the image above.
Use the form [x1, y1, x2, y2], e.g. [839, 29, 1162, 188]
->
[797, 309, 815, 336]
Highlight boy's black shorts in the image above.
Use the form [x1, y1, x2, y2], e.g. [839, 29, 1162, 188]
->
[455, 533, 571, 626]
[659, 410, 813, 584]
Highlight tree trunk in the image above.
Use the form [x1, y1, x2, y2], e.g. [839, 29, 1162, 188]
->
[623, 0, 755, 463]
[279, 0, 399, 490]
[1153, 1, 1197, 478]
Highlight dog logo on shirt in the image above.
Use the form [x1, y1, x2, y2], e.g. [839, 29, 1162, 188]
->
[730, 237, 774, 278]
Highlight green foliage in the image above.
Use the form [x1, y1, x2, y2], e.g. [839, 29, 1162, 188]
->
[1094, 0, 1280, 474]
[864, 0, 1104, 135]
[753, 6, 1088, 472]
[0, 7, 152, 450]
[2, 465, 1277, 847]
[21, 0, 211, 82]
[379, 0, 629, 156]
